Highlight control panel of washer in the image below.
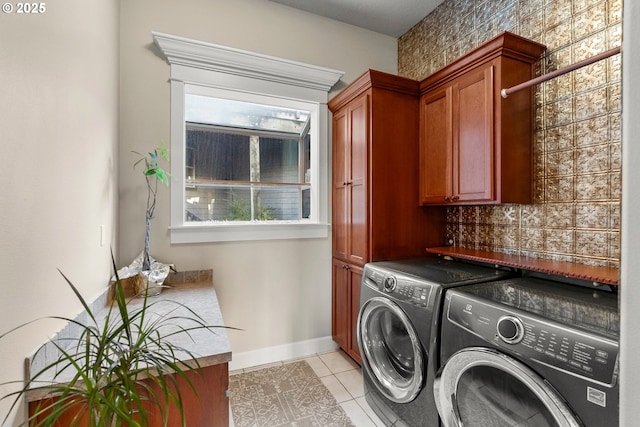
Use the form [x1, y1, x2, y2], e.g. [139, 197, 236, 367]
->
[363, 268, 432, 307]
[446, 292, 619, 386]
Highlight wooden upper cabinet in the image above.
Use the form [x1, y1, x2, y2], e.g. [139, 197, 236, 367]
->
[419, 32, 546, 206]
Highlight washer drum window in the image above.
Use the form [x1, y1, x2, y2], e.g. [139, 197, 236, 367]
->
[434, 347, 582, 427]
[357, 296, 424, 403]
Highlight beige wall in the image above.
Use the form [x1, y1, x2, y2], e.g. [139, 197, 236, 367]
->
[0, 0, 119, 423]
[399, 0, 622, 268]
[118, 0, 397, 359]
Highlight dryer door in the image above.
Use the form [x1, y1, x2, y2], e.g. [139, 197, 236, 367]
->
[357, 296, 424, 403]
[434, 347, 582, 427]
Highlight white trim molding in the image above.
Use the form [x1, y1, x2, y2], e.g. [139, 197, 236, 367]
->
[152, 31, 344, 97]
[228, 336, 339, 371]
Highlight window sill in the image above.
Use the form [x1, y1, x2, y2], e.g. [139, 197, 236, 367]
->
[169, 222, 330, 243]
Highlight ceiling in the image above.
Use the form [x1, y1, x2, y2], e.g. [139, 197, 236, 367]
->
[267, 0, 445, 38]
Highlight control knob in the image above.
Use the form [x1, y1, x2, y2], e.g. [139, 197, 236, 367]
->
[497, 315, 525, 344]
[383, 276, 397, 293]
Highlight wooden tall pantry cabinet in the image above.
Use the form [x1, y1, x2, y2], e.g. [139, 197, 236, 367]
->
[328, 70, 445, 363]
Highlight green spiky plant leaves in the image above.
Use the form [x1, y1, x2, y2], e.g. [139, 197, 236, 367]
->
[1, 253, 225, 427]
[132, 142, 170, 272]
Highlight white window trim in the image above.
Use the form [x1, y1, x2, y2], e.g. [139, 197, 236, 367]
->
[152, 32, 343, 243]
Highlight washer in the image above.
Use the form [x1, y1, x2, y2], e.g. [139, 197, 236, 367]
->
[357, 255, 512, 427]
[435, 276, 619, 427]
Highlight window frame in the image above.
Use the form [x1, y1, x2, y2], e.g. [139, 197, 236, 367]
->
[152, 32, 343, 243]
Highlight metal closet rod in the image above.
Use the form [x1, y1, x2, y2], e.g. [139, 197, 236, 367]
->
[501, 46, 621, 98]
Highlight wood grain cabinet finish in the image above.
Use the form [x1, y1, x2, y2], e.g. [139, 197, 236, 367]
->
[332, 258, 362, 364]
[328, 70, 446, 362]
[419, 32, 546, 205]
[28, 363, 229, 427]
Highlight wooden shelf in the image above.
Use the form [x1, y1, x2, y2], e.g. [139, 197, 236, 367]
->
[426, 246, 619, 286]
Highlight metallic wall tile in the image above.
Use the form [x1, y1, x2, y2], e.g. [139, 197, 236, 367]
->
[575, 173, 610, 200]
[397, 0, 622, 266]
[545, 73, 573, 103]
[546, 149, 575, 177]
[545, 228, 575, 254]
[573, 61, 607, 93]
[609, 0, 623, 24]
[521, 227, 545, 251]
[573, 30, 608, 62]
[545, 20, 573, 51]
[575, 230, 609, 257]
[575, 115, 610, 147]
[575, 202, 610, 228]
[573, 4, 608, 41]
[576, 145, 610, 174]
[611, 142, 621, 170]
[545, 0, 573, 28]
[546, 203, 575, 228]
[521, 205, 545, 227]
[574, 87, 609, 121]
[519, 9, 544, 40]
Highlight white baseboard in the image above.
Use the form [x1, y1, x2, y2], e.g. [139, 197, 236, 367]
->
[229, 336, 339, 371]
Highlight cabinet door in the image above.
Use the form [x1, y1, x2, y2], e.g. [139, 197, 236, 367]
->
[453, 64, 494, 202]
[332, 258, 350, 351]
[29, 364, 229, 427]
[420, 86, 453, 204]
[346, 94, 369, 265]
[332, 109, 349, 260]
[332, 258, 363, 365]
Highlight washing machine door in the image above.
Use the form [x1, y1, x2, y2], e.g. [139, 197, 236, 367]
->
[357, 296, 424, 403]
[434, 347, 582, 427]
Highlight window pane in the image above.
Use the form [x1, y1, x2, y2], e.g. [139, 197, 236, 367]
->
[185, 184, 309, 222]
[186, 128, 303, 184]
[183, 93, 314, 225]
[186, 129, 250, 181]
[186, 94, 309, 135]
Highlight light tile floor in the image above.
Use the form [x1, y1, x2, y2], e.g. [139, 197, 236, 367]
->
[229, 349, 385, 427]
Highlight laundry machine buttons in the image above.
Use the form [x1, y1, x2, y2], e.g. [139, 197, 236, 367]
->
[497, 315, 525, 344]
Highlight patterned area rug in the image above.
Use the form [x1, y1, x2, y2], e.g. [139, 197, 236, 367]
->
[229, 360, 355, 427]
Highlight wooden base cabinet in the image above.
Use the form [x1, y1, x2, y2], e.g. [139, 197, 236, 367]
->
[419, 32, 546, 205]
[28, 363, 229, 427]
[329, 70, 446, 363]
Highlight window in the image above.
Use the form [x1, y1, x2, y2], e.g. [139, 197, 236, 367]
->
[152, 32, 343, 243]
[184, 91, 313, 223]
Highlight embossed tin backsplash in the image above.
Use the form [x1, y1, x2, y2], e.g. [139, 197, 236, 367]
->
[399, 0, 622, 268]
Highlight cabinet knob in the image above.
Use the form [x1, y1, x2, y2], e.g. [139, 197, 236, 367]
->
[444, 196, 451, 202]
[342, 264, 350, 270]
[451, 195, 460, 202]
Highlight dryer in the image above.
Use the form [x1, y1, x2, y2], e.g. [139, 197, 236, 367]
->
[435, 276, 619, 427]
[357, 256, 512, 427]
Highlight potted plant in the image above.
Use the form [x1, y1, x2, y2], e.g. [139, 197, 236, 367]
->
[130, 142, 171, 295]
[1, 255, 220, 426]
[133, 142, 169, 272]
